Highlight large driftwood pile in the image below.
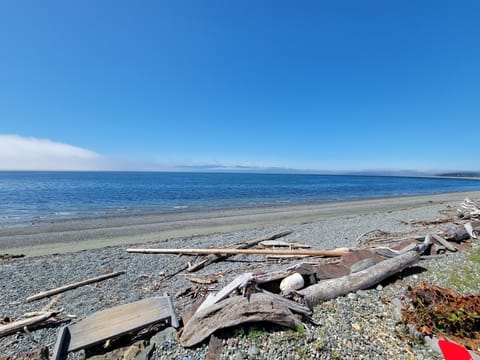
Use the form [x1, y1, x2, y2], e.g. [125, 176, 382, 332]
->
[3, 198, 480, 360]
[459, 198, 480, 219]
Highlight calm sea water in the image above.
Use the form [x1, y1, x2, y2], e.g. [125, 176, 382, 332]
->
[0, 171, 479, 225]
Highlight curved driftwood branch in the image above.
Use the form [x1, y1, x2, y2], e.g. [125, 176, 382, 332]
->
[180, 293, 302, 347]
[297, 250, 420, 307]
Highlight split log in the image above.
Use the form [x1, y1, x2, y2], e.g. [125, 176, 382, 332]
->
[180, 293, 302, 347]
[297, 250, 420, 307]
[26, 271, 125, 302]
[0, 312, 55, 338]
[127, 247, 350, 257]
[186, 230, 293, 272]
[196, 273, 253, 313]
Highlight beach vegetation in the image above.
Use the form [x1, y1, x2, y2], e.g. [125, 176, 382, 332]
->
[402, 281, 480, 351]
[467, 246, 480, 263]
[295, 345, 310, 359]
[246, 326, 266, 342]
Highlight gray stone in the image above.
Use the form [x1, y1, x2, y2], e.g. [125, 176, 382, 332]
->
[134, 343, 155, 360]
[232, 350, 246, 360]
[391, 297, 403, 321]
[248, 345, 260, 357]
[356, 290, 368, 297]
[150, 327, 177, 348]
[347, 292, 357, 300]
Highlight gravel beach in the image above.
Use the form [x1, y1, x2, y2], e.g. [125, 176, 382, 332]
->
[1, 191, 480, 359]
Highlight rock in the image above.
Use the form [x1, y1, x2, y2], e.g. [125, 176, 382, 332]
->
[351, 323, 361, 331]
[124, 341, 146, 359]
[356, 290, 368, 297]
[376, 284, 383, 291]
[248, 345, 260, 358]
[347, 293, 357, 300]
[134, 343, 155, 360]
[0, 346, 49, 360]
[150, 327, 177, 348]
[232, 350, 246, 360]
[391, 298, 403, 321]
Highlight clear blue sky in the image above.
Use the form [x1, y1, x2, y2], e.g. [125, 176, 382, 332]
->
[1, 1, 479, 172]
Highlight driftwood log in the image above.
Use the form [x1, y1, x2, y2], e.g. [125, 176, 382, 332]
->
[26, 271, 125, 302]
[180, 293, 303, 347]
[0, 312, 55, 338]
[127, 247, 350, 257]
[298, 250, 420, 307]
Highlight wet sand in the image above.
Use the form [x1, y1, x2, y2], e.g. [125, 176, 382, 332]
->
[1, 190, 479, 257]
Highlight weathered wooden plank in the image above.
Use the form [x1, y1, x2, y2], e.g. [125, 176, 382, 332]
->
[66, 297, 175, 352]
[52, 296, 177, 360]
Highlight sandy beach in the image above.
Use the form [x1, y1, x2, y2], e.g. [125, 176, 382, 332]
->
[1, 190, 480, 257]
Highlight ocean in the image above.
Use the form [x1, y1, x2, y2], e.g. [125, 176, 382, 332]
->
[0, 171, 479, 226]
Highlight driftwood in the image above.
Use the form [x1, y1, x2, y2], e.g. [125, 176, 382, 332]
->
[180, 293, 302, 347]
[184, 274, 219, 285]
[464, 222, 479, 239]
[127, 247, 350, 257]
[26, 271, 125, 302]
[260, 240, 310, 249]
[431, 234, 457, 252]
[298, 250, 421, 307]
[206, 334, 223, 360]
[186, 230, 293, 272]
[255, 288, 312, 317]
[52, 296, 178, 359]
[458, 198, 480, 218]
[0, 312, 55, 338]
[196, 273, 253, 313]
[443, 224, 471, 242]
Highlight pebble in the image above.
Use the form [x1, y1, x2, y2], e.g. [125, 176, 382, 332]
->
[248, 346, 260, 357]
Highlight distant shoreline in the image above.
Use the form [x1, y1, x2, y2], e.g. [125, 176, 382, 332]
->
[1, 189, 480, 257]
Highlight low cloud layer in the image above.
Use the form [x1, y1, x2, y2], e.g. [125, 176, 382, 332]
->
[0, 134, 107, 170]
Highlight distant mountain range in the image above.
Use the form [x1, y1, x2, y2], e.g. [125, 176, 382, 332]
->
[173, 165, 480, 178]
[436, 172, 480, 178]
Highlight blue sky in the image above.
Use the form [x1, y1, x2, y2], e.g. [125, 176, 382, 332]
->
[1, 1, 479, 172]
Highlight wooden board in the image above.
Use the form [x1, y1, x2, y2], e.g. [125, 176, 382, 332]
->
[52, 297, 177, 359]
